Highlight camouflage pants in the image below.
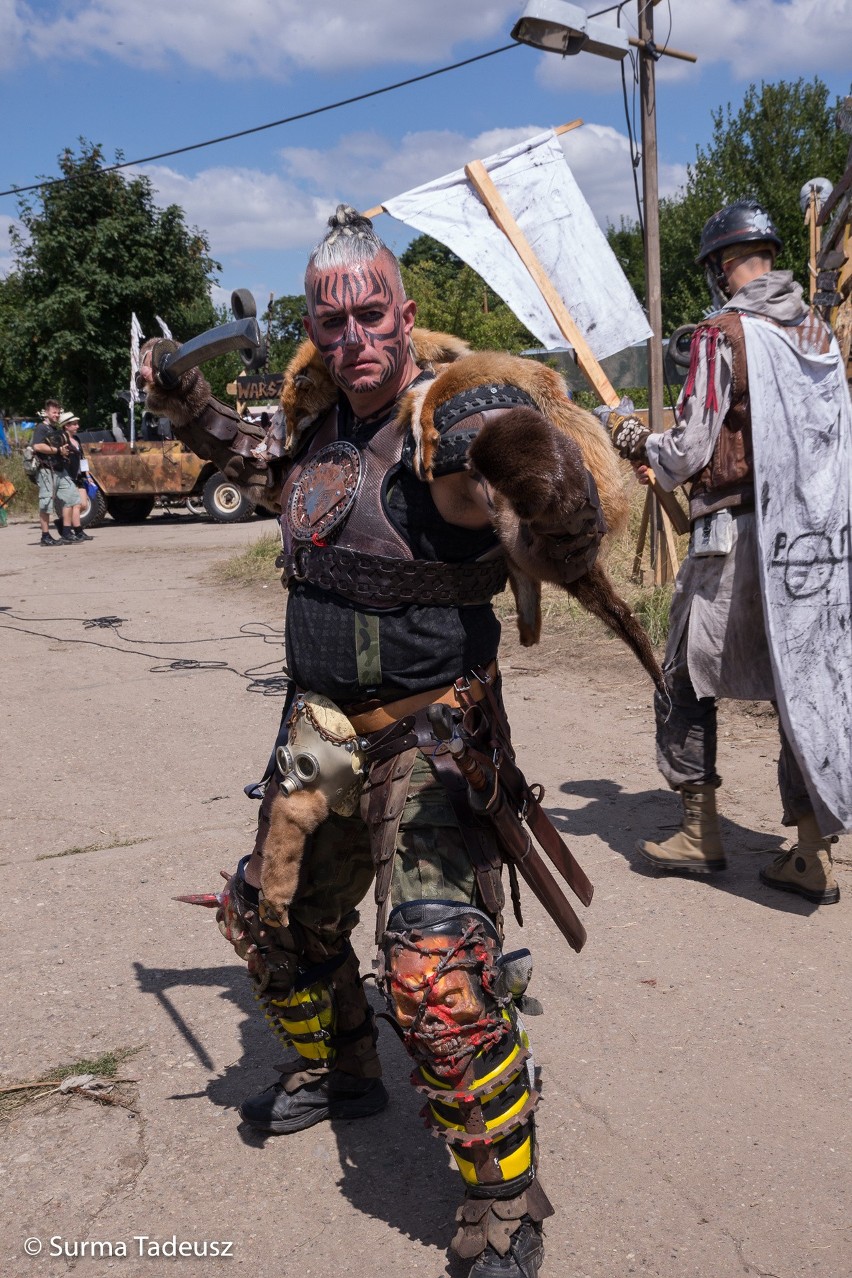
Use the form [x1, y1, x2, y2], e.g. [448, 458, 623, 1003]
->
[253, 751, 492, 946]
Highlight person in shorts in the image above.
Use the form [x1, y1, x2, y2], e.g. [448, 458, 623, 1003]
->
[32, 406, 86, 546]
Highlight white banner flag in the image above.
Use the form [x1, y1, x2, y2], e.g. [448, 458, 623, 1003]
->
[130, 312, 145, 404]
[383, 129, 652, 359]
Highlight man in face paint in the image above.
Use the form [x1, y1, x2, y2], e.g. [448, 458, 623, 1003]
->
[303, 251, 419, 411]
[141, 203, 612, 1278]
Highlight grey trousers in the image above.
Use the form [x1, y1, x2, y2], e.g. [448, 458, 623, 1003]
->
[655, 624, 812, 826]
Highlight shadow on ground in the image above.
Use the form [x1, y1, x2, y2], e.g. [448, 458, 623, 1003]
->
[550, 778, 821, 916]
[133, 962, 460, 1254]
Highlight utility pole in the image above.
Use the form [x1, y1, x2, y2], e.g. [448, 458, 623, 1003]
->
[638, 0, 664, 439]
[637, 0, 670, 581]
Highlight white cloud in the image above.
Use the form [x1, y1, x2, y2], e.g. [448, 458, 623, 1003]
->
[5, 0, 521, 76]
[278, 126, 559, 208]
[138, 119, 682, 283]
[535, 0, 852, 91]
[139, 164, 335, 254]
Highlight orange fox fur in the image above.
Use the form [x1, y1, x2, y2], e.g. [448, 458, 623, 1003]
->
[259, 787, 330, 924]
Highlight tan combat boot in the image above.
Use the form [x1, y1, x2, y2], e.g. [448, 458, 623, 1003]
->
[636, 783, 726, 874]
[759, 812, 840, 904]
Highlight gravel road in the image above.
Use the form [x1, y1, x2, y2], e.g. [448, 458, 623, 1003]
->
[2, 513, 849, 1278]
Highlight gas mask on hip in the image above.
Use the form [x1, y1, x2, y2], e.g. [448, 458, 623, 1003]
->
[255, 693, 366, 928]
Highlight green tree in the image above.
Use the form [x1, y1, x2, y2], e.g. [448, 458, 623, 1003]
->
[0, 140, 219, 427]
[266, 294, 307, 369]
[400, 234, 536, 352]
[608, 78, 849, 330]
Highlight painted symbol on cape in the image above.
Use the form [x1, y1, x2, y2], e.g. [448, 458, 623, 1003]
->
[771, 524, 851, 598]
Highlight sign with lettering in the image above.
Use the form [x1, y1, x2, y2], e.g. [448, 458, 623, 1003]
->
[235, 372, 285, 401]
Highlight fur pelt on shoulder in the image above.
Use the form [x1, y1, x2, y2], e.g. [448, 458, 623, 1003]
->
[280, 329, 627, 536]
[277, 330, 659, 688]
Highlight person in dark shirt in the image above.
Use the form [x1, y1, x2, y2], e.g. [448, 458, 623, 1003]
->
[32, 406, 88, 545]
[138, 205, 633, 1278]
[62, 414, 93, 541]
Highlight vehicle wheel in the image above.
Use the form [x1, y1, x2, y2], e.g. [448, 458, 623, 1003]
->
[106, 496, 156, 523]
[667, 324, 698, 370]
[185, 494, 206, 517]
[202, 472, 255, 523]
[80, 487, 108, 529]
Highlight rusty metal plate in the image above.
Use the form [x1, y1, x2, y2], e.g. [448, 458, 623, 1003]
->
[287, 440, 362, 542]
[83, 440, 206, 495]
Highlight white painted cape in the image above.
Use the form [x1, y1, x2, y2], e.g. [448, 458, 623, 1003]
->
[383, 129, 652, 360]
[744, 315, 852, 833]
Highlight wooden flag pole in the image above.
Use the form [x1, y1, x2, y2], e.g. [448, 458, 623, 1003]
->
[465, 157, 618, 405]
[462, 157, 689, 537]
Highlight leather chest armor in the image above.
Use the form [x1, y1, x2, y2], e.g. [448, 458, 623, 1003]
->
[688, 309, 755, 520]
[279, 406, 506, 610]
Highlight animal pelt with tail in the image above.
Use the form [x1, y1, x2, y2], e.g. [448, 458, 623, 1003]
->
[281, 329, 662, 691]
[258, 788, 329, 925]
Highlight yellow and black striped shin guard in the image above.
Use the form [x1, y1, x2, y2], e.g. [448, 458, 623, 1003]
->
[414, 1019, 539, 1190]
[260, 980, 336, 1065]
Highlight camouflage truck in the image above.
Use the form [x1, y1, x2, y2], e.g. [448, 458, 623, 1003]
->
[77, 425, 255, 527]
[76, 433, 257, 526]
[75, 289, 273, 527]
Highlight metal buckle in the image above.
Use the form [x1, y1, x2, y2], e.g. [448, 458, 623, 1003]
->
[292, 545, 310, 581]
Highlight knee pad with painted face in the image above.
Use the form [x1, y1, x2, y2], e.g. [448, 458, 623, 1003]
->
[382, 900, 540, 1196]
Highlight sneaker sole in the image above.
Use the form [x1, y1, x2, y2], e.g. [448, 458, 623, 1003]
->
[758, 868, 840, 905]
[636, 842, 726, 875]
[240, 1089, 389, 1135]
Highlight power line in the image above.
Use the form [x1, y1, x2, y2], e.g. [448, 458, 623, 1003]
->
[0, 44, 519, 201]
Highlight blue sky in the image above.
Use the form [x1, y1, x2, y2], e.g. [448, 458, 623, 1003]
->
[2, 1, 850, 317]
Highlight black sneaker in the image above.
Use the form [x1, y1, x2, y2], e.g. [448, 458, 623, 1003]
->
[39, 533, 60, 547]
[239, 1072, 388, 1134]
[74, 530, 94, 541]
[469, 1218, 545, 1278]
[60, 532, 79, 545]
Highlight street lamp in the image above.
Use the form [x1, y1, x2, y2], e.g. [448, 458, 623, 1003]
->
[511, 1, 628, 60]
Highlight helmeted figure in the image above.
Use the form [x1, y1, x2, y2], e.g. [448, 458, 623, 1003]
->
[610, 198, 852, 901]
[142, 205, 661, 1278]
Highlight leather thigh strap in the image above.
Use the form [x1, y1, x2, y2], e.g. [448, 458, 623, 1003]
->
[361, 748, 419, 943]
[423, 736, 505, 928]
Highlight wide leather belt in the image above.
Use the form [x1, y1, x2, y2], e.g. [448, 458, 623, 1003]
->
[283, 543, 508, 609]
[347, 660, 498, 735]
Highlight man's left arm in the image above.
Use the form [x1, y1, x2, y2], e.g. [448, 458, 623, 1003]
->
[431, 407, 604, 584]
[608, 328, 734, 490]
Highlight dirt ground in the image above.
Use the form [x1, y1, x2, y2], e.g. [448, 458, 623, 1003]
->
[2, 513, 849, 1278]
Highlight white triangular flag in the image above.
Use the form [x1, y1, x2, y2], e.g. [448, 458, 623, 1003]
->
[384, 129, 651, 359]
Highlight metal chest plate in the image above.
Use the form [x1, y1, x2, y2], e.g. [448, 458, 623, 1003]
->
[286, 440, 363, 542]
